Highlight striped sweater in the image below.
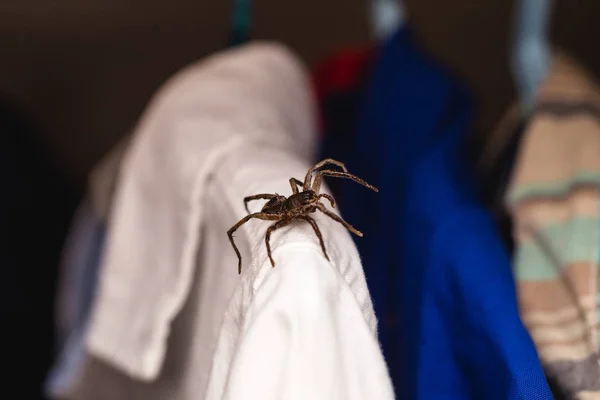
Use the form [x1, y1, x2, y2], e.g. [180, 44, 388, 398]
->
[507, 53, 600, 399]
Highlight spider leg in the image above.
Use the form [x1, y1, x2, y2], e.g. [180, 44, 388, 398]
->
[312, 170, 378, 194]
[243, 194, 276, 214]
[318, 193, 336, 208]
[303, 158, 348, 190]
[296, 215, 330, 261]
[289, 178, 303, 195]
[315, 202, 363, 237]
[265, 219, 292, 267]
[228, 212, 282, 274]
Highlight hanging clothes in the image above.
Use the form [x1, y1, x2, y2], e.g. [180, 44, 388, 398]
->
[507, 52, 600, 398]
[312, 45, 373, 109]
[327, 26, 553, 399]
[46, 198, 106, 396]
[48, 42, 394, 400]
[47, 133, 130, 398]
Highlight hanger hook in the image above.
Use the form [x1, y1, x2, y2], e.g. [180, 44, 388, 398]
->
[511, 0, 553, 114]
[229, 0, 252, 47]
[370, 0, 405, 41]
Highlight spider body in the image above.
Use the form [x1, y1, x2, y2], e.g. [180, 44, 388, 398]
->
[261, 191, 317, 215]
[227, 158, 377, 274]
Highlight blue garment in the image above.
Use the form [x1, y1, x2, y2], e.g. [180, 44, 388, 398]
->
[334, 27, 552, 398]
[45, 199, 106, 397]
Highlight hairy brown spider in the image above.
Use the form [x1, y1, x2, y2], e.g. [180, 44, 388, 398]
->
[227, 158, 378, 274]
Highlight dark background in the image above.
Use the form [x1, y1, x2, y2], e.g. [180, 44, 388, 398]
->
[1, 0, 597, 185]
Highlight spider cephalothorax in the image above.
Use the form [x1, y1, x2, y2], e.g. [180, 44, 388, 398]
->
[227, 158, 377, 274]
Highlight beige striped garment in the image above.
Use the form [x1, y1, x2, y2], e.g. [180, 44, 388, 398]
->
[507, 53, 600, 398]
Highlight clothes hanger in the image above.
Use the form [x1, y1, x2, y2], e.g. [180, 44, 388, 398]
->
[228, 0, 252, 47]
[512, 0, 553, 114]
[479, 0, 553, 173]
[369, 0, 405, 41]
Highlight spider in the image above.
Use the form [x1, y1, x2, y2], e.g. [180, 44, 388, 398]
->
[227, 158, 378, 274]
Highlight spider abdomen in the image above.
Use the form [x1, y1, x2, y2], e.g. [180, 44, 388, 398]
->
[261, 195, 287, 214]
[286, 190, 317, 210]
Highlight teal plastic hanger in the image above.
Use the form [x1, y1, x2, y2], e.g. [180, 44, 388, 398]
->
[511, 0, 553, 114]
[229, 0, 252, 47]
[370, 0, 404, 40]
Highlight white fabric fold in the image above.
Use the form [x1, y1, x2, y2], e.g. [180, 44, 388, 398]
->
[87, 42, 316, 381]
[203, 147, 392, 400]
[88, 136, 130, 220]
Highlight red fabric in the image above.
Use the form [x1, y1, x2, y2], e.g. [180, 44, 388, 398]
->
[311, 45, 374, 133]
[312, 45, 373, 103]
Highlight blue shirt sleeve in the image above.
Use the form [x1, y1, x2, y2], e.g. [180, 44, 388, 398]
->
[417, 209, 553, 399]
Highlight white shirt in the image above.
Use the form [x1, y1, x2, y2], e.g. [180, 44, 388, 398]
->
[53, 42, 394, 400]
